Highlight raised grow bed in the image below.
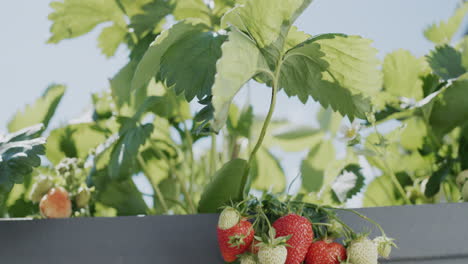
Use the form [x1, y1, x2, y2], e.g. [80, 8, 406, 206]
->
[0, 203, 467, 264]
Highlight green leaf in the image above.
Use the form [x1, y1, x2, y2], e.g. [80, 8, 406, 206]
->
[155, 177, 180, 213]
[272, 127, 323, 152]
[430, 80, 468, 136]
[400, 117, 426, 150]
[129, 0, 173, 37]
[280, 34, 379, 118]
[108, 118, 154, 179]
[363, 175, 398, 207]
[317, 107, 342, 136]
[98, 24, 127, 57]
[46, 123, 108, 165]
[425, 161, 451, 197]
[92, 169, 148, 215]
[212, 29, 268, 131]
[301, 140, 335, 192]
[251, 147, 286, 192]
[172, 0, 212, 26]
[222, 0, 312, 66]
[0, 125, 46, 194]
[427, 45, 465, 80]
[424, 2, 468, 45]
[383, 49, 428, 99]
[461, 37, 468, 71]
[227, 104, 254, 138]
[331, 164, 365, 203]
[198, 159, 248, 213]
[284, 26, 311, 52]
[422, 73, 442, 97]
[48, 0, 127, 55]
[131, 20, 225, 101]
[8, 84, 65, 133]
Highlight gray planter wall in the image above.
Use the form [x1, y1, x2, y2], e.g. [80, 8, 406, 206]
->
[0, 203, 466, 264]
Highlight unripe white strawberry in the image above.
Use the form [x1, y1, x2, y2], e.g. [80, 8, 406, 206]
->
[462, 182, 468, 202]
[240, 254, 257, 264]
[29, 175, 54, 203]
[347, 237, 378, 264]
[75, 186, 92, 208]
[373, 236, 396, 259]
[456, 170, 468, 188]
[258, 245, 287, 264]
[218, 207, 240, 229]
[39, 187, 72, 218]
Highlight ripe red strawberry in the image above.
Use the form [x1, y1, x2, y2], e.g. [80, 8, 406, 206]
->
[272, 214, 314, 264]
[39, 187, 72, 218]
[217, 208, 254, 262]
[305, 240, 347, 264]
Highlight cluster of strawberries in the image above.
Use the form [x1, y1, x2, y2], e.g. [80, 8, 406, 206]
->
[217, 205, 394, 264]
[29, 158, 93, 218]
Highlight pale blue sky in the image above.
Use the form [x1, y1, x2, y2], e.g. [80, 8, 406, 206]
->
[0, 0, 462, 207]
[0, 0, 460, 133]
[0, 0, 459, 132]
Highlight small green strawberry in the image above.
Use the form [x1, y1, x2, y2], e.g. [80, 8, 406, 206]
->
[257, 228, 290, 264]
[347, 236, 378, 264]
[373, 236, 396, 259]
[327, 219, 344, 237]
[75, 186, 94, 208]
[240, 253, 258, 264]
[462, 182, 468, 202]
[29, 175, 54, 203]
[456, 170, 468, 188]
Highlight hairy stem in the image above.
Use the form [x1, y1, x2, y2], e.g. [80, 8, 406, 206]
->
[210, 133, 217, 176]
[170, 166, 197, 214]
[371, 123, 411, 204]
[137, 155, 169, 214]
[238, 79, 279, 198]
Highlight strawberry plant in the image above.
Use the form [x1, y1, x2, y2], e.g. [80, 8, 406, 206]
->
[0, 0, 467, 223]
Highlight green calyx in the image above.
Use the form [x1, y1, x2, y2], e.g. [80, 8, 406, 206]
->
[373, 236, 397, 259]
[255, 227, 292, 249]
[228, 233, 248, 248]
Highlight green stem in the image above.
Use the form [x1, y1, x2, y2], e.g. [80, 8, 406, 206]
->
[371, 123, 411, 204]
[149, 141, 197, 214]
[165, 88, 195, 194]
[137, 155, 169, 214]
[238, 81, 279, 198]
[337, 208, 387, 237]
[170, 166, 197, 214]
[210, 133, 217, 176]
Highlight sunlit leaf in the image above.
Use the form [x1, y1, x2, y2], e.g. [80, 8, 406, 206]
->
[383, 49, 428, 99]
[46, 123, 107, 165]
[8, 84, 65, 133]
[424, 2, 468, 44]
[301, 140, 335, 192]
[251, 147, 286, 192]
[280, 34, 380, 118]
[211, 28, 268, 131]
